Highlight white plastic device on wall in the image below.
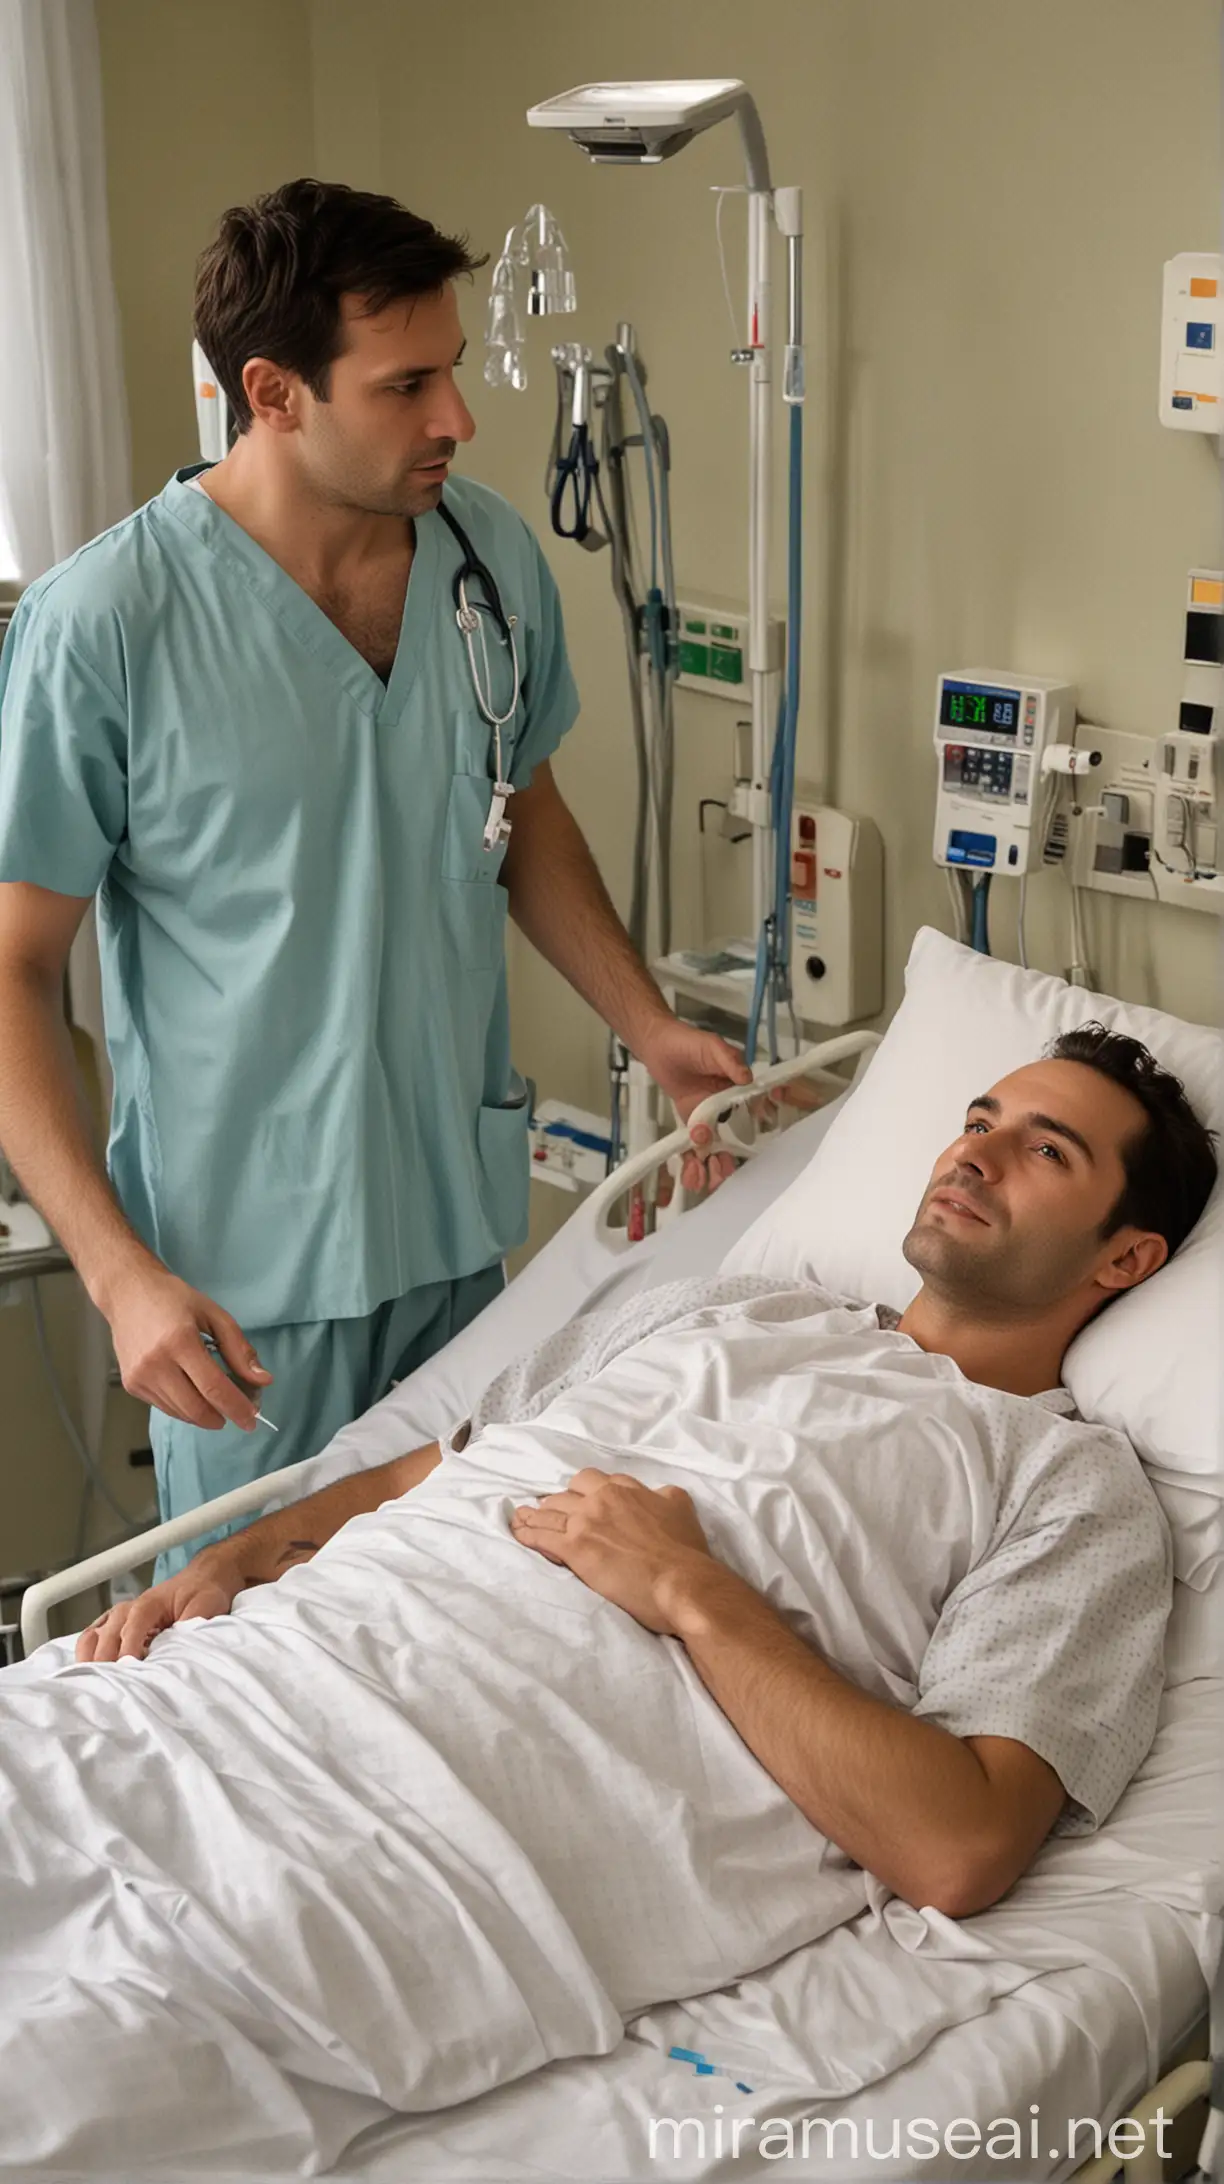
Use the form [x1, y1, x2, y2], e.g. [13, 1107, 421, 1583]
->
[931, 671, 1077, 878]
[1069, 571, 1224, 917]
[653, 798, 883, 1036]
[787, 797, 884, 1028]
[1159, 254, 1223, 433]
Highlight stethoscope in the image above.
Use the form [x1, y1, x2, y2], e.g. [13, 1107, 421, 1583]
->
[548, 356, 601, 544]
[436, 500, 521, 852]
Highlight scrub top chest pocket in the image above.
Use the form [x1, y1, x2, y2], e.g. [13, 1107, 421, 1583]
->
[441, 775, 510, 968]
[442, 770, 511, 885]
[441, 698, 519, 883]
[441, 698, 515, 970]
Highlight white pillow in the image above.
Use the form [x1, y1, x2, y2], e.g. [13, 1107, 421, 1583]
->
[724, 928, 1224, 1583]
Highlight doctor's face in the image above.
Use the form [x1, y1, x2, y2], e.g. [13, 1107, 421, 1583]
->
[901, 1058, 1165, 1318]
[295, 284, 476, 518]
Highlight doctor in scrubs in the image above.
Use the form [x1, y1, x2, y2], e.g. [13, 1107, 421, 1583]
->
[0, 180, 747, 1571]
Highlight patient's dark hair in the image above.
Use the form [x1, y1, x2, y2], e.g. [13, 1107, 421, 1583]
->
[194, 178, 485, 432]
[1047, 1023, 1217, 1257]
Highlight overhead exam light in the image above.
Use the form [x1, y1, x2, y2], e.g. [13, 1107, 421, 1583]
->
[524, 79, 805, 1066]
[526, 78, 771, 190]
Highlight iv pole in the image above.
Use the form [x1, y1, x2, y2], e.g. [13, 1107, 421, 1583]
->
[524, 81, 806, 1061]
[737, 108, 776, 979]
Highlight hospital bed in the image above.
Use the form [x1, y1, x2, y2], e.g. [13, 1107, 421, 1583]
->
[15, 950, 1222, 2184]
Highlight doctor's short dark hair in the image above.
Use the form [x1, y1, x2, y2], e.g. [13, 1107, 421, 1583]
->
[1046, 1023, 1217, 1258]
[193, 178, 486, 433]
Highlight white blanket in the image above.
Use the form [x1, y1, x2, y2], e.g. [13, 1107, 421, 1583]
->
[0, 1280, 1172, 2174]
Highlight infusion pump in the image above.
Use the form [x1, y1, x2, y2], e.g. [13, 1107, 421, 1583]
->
[932, 672, 1076, 874]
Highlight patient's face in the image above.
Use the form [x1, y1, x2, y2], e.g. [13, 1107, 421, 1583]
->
[902, 1058, 1153, 1314]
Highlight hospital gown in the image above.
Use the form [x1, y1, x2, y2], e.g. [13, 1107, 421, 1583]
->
[0, 1276, 1171, 2174]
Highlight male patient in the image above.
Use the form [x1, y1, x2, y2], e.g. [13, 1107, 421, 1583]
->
[3, 1026, 1216, 2171]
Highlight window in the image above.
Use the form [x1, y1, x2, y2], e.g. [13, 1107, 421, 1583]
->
[0, 431, 19, 579]
[0, 501, 19, 582]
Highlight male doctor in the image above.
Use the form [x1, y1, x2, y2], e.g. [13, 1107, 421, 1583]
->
[0, 179, 746, 1569]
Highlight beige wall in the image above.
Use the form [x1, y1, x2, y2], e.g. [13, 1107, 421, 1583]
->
[97, 0, 1224, 1068]
[97, 0, 316, 500]
[349, 0, 1223, 1062]
[5, 0, 1220, 1583]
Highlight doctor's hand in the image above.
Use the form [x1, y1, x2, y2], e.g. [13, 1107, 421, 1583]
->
[637, 1018, 752, 1193]
[103, 1260, 272, 1431]
[75, 1558, 241, 1663]
[510, 1468, 714, 1635]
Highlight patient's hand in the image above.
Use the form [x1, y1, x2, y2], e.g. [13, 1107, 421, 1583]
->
[510, 1469, 713, 1635]
[74, 1560, 241, 1663]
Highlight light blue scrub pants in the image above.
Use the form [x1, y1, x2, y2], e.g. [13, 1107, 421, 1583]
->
[149, 1264, 504, 1580]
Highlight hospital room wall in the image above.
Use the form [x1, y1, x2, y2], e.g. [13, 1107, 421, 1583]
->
[95, 0, 317, 498]
[316, 0, 1223, 1119]
[91, 0, 1223, 1099]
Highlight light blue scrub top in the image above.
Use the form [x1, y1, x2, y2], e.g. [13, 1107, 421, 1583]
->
[0, 469, 579, 1327]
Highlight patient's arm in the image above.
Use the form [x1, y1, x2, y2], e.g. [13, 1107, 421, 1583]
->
[666, 1562, 1064, 1918]
[512, 1472, 1064, 1918]
[75, 1441, 443, 1662]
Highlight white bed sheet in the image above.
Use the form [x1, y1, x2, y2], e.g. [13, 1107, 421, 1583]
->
[252, 1100, 1218, 2182]
[331, 1882, 1209, 2182]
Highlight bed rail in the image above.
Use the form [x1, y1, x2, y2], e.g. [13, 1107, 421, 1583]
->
[19, 1032, 879, 1658]
[1070, 2054, 1212, 2183]
[19, 1462, 320, 1656]
[586, 1030, 880, 1245]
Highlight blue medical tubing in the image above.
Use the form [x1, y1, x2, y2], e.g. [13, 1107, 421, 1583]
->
[746, 397, 803, 1064]
[970, 873, 992, 954]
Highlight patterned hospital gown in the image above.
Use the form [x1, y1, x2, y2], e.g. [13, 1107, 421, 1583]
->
[458, 1273, 1172, 1833]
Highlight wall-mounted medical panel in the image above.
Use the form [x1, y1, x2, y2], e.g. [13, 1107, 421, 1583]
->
[675, 597, 784, 701]
[1159, 254, 1223, 433]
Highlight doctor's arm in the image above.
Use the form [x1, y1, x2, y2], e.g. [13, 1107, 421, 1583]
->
[511, 1473, 1066, 1918]
[0, 881, 273, 1431]
[75, 1439, 447, 1661]
[501, 762, 750, 1163]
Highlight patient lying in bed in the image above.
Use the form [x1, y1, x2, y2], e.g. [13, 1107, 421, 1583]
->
[1, 1031, 1215, 2170]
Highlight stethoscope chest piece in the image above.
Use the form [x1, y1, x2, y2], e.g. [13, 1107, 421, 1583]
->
[439, 498, 523, 851]
[483, 779, 515, 851]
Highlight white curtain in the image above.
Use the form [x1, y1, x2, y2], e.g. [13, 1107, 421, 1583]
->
[0, 0, 129, 1127]
[0, 0, 131, 581]
[0, 3, 130, 1476]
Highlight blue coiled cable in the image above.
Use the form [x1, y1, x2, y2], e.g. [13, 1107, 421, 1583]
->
[970, 873, 992, 954]
[746, 398, 803, 1064]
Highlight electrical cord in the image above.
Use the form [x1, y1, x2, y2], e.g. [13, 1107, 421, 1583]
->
[712, 187, 743, 338]
[597, 339, 677, 962]
[596, 390, 653, 955]
[606, 1034, 629, 1172]
[619, 344, 676, 955]
[746, 396, 804, 1064]
[1151, 790, 1210, 882]
[545, 365, 565, 501]
[944, 866, 968, 944]
[1014, 768, 1064, 972]
[1067, 881, 1094, 988]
